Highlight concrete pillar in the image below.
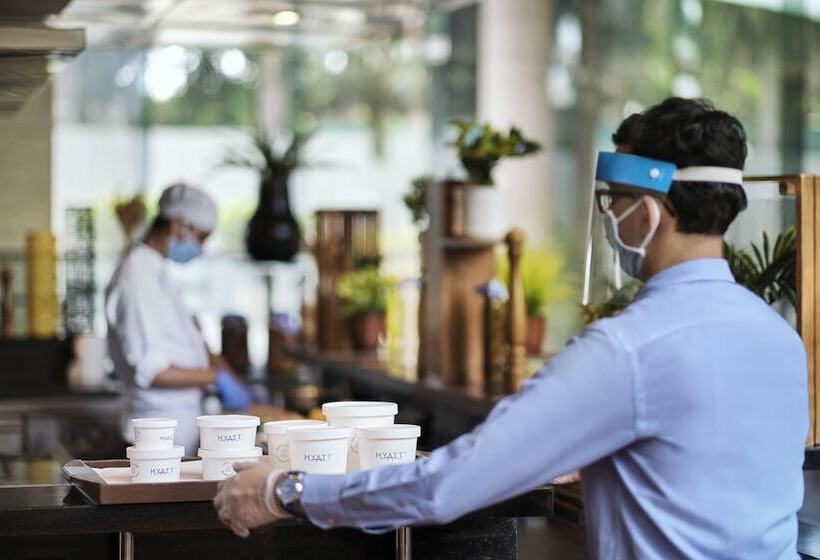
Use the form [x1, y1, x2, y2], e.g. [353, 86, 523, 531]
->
[255, 50, 289, 133]
[478, 0, 553, 247]
[0, 85, 52, 251]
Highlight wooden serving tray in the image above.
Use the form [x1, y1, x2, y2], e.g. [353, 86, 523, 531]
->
[62, 459, 218, 505]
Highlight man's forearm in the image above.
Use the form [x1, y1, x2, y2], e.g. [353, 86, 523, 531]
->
[152, 365, 217, 388]
[299, 326, 638, 532]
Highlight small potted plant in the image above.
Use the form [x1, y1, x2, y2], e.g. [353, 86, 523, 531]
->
[221, 128, 312, 262]
[580, 282, 641, 325]
[450, 120, 541, 239]
[403, 174, 434, 231]
[498, 249, 572, 355]
[336, 267, 392, 351]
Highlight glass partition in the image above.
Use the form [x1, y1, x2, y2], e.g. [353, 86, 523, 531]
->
[724, 180, 796, 325]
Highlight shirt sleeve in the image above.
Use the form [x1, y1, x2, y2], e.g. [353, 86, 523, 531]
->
[301, 323, 641, 532]
[108, 270, 173, 388]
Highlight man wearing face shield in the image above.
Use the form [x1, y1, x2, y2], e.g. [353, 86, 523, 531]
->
[106, 183, 253, 454]
[214, 99, 807, 559]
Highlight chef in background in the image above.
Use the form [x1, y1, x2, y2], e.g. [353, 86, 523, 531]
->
[106, 183, 252, 454]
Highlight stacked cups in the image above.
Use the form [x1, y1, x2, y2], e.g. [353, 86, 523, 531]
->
[263, 419, 326, 470]
[124, 408, 419, 482]
[197, 415, 262, 480]
[26, 230, 58, 338]
[356, 425, 421, 469]
[286, 426, 353, 474]
[322, 402, 398, 471]
[126, 418, 184, 483]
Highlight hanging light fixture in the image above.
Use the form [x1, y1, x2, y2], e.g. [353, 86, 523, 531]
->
[272, 9, 300, 26]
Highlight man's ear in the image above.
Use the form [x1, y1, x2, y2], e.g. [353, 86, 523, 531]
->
[640, 195, 661, 226]
[656, 197, 677, 231]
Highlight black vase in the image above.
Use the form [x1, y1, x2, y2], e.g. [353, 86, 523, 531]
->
[245, 174, 301, 262]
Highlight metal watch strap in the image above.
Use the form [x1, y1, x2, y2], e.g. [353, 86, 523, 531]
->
[275, 471, 307, 518]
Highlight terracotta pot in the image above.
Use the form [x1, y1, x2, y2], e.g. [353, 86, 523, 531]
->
[526, 315, 547, 356]
[351, 312, 385, 351]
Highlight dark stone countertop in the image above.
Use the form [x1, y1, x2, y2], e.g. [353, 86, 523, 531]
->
[0, 483, 552, 537]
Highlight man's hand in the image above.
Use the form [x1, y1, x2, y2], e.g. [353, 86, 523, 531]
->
[213, 462, 292, 537]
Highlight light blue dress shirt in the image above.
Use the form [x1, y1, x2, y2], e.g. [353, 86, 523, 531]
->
[301, 259, 808, 559]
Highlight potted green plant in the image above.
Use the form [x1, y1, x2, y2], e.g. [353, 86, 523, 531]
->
[450, 120, 541, 239]
[221, 128, 311, 262]
[498, 249, 572, 355]
[403, 174, 433, 231]
[723, 226, 796, 307]
[336, 267, 392, 351]
[580, 282, 641, 325]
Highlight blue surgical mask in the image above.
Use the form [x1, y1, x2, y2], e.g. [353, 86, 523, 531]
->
[167, 233, 202, 264]
[603, 197, 661, 279]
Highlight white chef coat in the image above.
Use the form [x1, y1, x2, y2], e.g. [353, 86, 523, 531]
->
[105, 244, 208, 454]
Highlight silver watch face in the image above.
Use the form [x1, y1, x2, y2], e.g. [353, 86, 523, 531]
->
[276, 476, 303, 506]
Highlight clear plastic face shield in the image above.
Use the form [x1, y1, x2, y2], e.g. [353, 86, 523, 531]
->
[581, 151, 744, 319]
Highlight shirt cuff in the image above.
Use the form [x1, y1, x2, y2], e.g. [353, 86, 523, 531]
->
[301, 473, 350, 529]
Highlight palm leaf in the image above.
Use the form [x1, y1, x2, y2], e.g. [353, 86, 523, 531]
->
[727, 226, 796, 307]
[221, 127, 318, 182]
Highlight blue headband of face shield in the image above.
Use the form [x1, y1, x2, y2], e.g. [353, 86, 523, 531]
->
[595, 152, 676, 193]
[595, 151, 744, 193]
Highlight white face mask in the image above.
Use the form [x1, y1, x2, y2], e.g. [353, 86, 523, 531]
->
[603, 197, 661, 279]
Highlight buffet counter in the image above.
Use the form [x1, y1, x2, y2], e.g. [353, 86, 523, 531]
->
[0, 481, 552, 560]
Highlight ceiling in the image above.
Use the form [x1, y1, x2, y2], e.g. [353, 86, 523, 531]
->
[45, 0, 477, 49]
[0, 0, 474, 117]
[0, 0, 84, 117]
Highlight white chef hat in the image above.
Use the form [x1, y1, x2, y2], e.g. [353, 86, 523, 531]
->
[158, 183, 218, 232]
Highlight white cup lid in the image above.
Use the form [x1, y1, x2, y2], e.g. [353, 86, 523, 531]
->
[264, 420, 326, 435]
[196, 415, 260, 428]
[356, 424, 421, 440]
[126, 445, 185, 460]
[321, 401, 398, 418]
[197, 446, 263, 459]
[287, 426, 353, 441]
[131, 418, 178, 429]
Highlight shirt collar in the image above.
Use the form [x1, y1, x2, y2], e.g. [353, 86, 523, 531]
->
[643, 258, 735, 290]
[133, 243, 166, 274]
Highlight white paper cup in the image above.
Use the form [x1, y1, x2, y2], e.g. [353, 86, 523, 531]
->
[357, 425, 421, 469]
[131, 418, 177, 449]
[263, 420, 327, 470]
[126, 445, 184, 483]
[197, 415, 260, 450]
[198, 446, 263, 480]
[321, 402, 398, 471]
[287, 426, 352, 474]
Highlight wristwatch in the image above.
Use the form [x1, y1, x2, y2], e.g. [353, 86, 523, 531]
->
[274, 471, 307, 517]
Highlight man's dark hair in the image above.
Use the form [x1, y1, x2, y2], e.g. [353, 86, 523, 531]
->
[612, 97, 748, 235]
[148, 215, 171, 235]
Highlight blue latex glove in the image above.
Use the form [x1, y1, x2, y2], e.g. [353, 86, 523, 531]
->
[214, 369, 253, 411]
